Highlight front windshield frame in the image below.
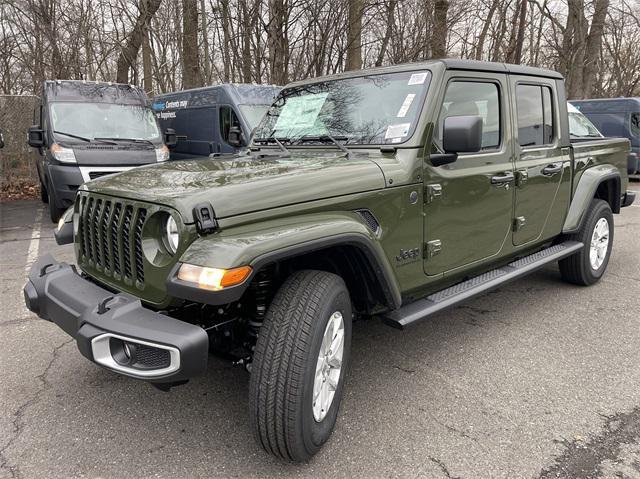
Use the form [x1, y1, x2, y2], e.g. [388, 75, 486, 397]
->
[253, 70, 432, 147]
[49, 101, 162, 143]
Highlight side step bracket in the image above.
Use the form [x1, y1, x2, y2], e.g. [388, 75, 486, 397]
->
[382, 241, 583, 330]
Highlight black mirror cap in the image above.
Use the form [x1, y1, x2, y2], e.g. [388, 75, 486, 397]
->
[164, 128, 177, 148]
[227, 126, 245, 147]
[27, 126, 45, 148]
[443, 115, 483, 154]
[0, 129, 4, 149]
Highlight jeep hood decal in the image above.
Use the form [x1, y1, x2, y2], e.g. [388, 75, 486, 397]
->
[85, 154, 386, 221]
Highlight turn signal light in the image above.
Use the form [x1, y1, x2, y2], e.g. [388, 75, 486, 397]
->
[177, 264, 252, 290]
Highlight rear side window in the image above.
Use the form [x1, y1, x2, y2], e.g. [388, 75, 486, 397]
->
[219, 106, 241, 144]
[631, 112, 640, 138]
[516, 84, 555, 147]
[436, 81, 501, 150]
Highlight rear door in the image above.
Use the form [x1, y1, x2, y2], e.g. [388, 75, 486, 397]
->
[424, 72, 514, 276]
[510, 77, 570, 246]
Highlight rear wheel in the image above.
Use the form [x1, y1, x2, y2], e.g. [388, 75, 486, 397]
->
[559, 199, 613, 285]
[249, 270, 352, 462]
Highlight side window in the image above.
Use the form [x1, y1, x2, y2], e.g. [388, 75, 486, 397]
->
[436, 81, 501, 151]
[630, 112, 640, 138]
[219, 106, 241, 143]
[516, 84, 555, 147]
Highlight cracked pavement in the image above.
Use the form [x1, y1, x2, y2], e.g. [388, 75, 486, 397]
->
[1, 186, 639, 479]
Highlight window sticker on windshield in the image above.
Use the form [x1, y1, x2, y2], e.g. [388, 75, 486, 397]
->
[274, 92, 328, 131]
[396, 94, 416, 118]
[408, 73, 428, 85]
[385, 123, 411, 139]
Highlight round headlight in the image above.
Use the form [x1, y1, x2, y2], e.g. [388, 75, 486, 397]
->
[164, 216, 179, 254]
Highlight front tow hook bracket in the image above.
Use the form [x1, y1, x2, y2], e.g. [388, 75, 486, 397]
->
[97, 296, 115, 315]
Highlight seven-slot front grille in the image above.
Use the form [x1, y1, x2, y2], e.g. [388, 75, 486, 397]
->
[78, 194, 147, 287]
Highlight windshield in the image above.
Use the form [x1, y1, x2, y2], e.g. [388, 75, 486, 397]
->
[253, 70, 431, 145]
[50, 102, 161, 142]
[239, 104, 270, 129]
[568, 104, 602, 138]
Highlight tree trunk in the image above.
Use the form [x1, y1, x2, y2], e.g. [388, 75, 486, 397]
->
[430, 0, 449, 58]
[506, 0, 527, 64]
[345, 0, 363, 70]
[142, 23, 153, 94]
[182, 0, 204, 88]
[375, 0, 396, 67]
[267, 0, 288, 84]
[116, 0, 163, 84]
[474, 0, 499, 60]
[582, 0, 609, 98]
[200, 0, 211, 83]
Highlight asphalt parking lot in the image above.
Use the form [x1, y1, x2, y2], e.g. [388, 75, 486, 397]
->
[1, 184, 639, 479]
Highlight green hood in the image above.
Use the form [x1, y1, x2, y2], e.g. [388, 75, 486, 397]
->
[85, 154, 386, 222]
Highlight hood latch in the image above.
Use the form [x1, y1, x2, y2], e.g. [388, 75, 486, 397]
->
[193, 202, 218, 235]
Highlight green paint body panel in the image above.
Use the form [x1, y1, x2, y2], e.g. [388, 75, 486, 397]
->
[72, 60, 630, 310]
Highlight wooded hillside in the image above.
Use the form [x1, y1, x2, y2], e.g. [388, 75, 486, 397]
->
[1, 0, 639, 99]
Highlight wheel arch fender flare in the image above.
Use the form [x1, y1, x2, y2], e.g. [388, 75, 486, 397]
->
[166, 212, 402, 309]
[563, 164, 621, 234]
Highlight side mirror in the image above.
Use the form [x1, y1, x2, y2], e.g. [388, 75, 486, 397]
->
[227, 126, 245, 147]
[431, 115, 483, 167]
[0, 129, 4, 149]
[443, 115, 483, 154]
[164, 128, 177, 148]
[27, 126, 45, 148]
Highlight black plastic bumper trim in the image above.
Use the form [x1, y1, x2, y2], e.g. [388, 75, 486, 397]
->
[24, 254, 208, 383]
[622, 190, 636, 208]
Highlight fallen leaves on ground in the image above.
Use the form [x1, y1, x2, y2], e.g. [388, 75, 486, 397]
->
[1, 177, 40, 201]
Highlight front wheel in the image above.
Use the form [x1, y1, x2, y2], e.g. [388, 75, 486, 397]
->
[559, 199, 613, 285]
[249, 270, 352, 462]
[46, 178, 64, 223]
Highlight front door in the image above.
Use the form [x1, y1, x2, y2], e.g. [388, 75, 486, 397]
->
[510, 77, 568, 246]
[424, 73, 514, 276]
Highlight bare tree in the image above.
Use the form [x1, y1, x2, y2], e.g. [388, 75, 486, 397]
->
[116, 0, 162, 84]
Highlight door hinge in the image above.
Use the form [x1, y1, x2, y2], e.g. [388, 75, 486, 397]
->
[516, 169, 528, 187]
[425, 184, 442, 204]
[425, 239, 442, 258]
[513, 216, 526, 231]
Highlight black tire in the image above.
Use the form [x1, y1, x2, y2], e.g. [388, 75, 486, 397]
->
[249, 270, 352, 462]
[47, 178, 64, 223]
[559, 199, 613, 286]
[40, 180, 48, 204]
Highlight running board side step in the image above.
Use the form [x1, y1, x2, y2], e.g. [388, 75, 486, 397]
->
[382, 241, 584, 330]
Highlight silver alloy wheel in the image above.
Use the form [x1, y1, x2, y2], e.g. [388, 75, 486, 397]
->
[590, 217, 610, 270]
[312, 311, 345, 422]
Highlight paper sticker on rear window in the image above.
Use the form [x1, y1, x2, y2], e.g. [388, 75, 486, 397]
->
[408, 73, 428, 85]
[396, 94, 416, 118]
[275, 92, 328, 131]
[385, 123, 411, 139]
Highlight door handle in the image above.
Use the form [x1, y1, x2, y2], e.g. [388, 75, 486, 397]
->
[542, 163, 563, 176]
[491, 172, 515, 184]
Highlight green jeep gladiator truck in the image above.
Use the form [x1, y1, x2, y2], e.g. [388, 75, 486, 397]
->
[24, 60, 636, 462]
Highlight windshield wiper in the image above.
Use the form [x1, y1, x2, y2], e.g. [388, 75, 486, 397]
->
[297, 135, 351, 158]
[94, 137, 153, 145]
[53, 131, 117, 145]
[253, 136, 291, 157]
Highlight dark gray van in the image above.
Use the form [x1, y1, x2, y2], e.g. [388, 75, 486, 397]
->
[153, 84, 280, 160]
[27, 80, 175, 222]
[570, 97, 640, 175]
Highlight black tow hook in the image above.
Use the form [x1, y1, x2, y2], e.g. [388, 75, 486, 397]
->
[97, 296, 115, 315]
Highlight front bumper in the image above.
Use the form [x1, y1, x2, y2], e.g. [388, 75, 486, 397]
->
[24, 254, 209, 384]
